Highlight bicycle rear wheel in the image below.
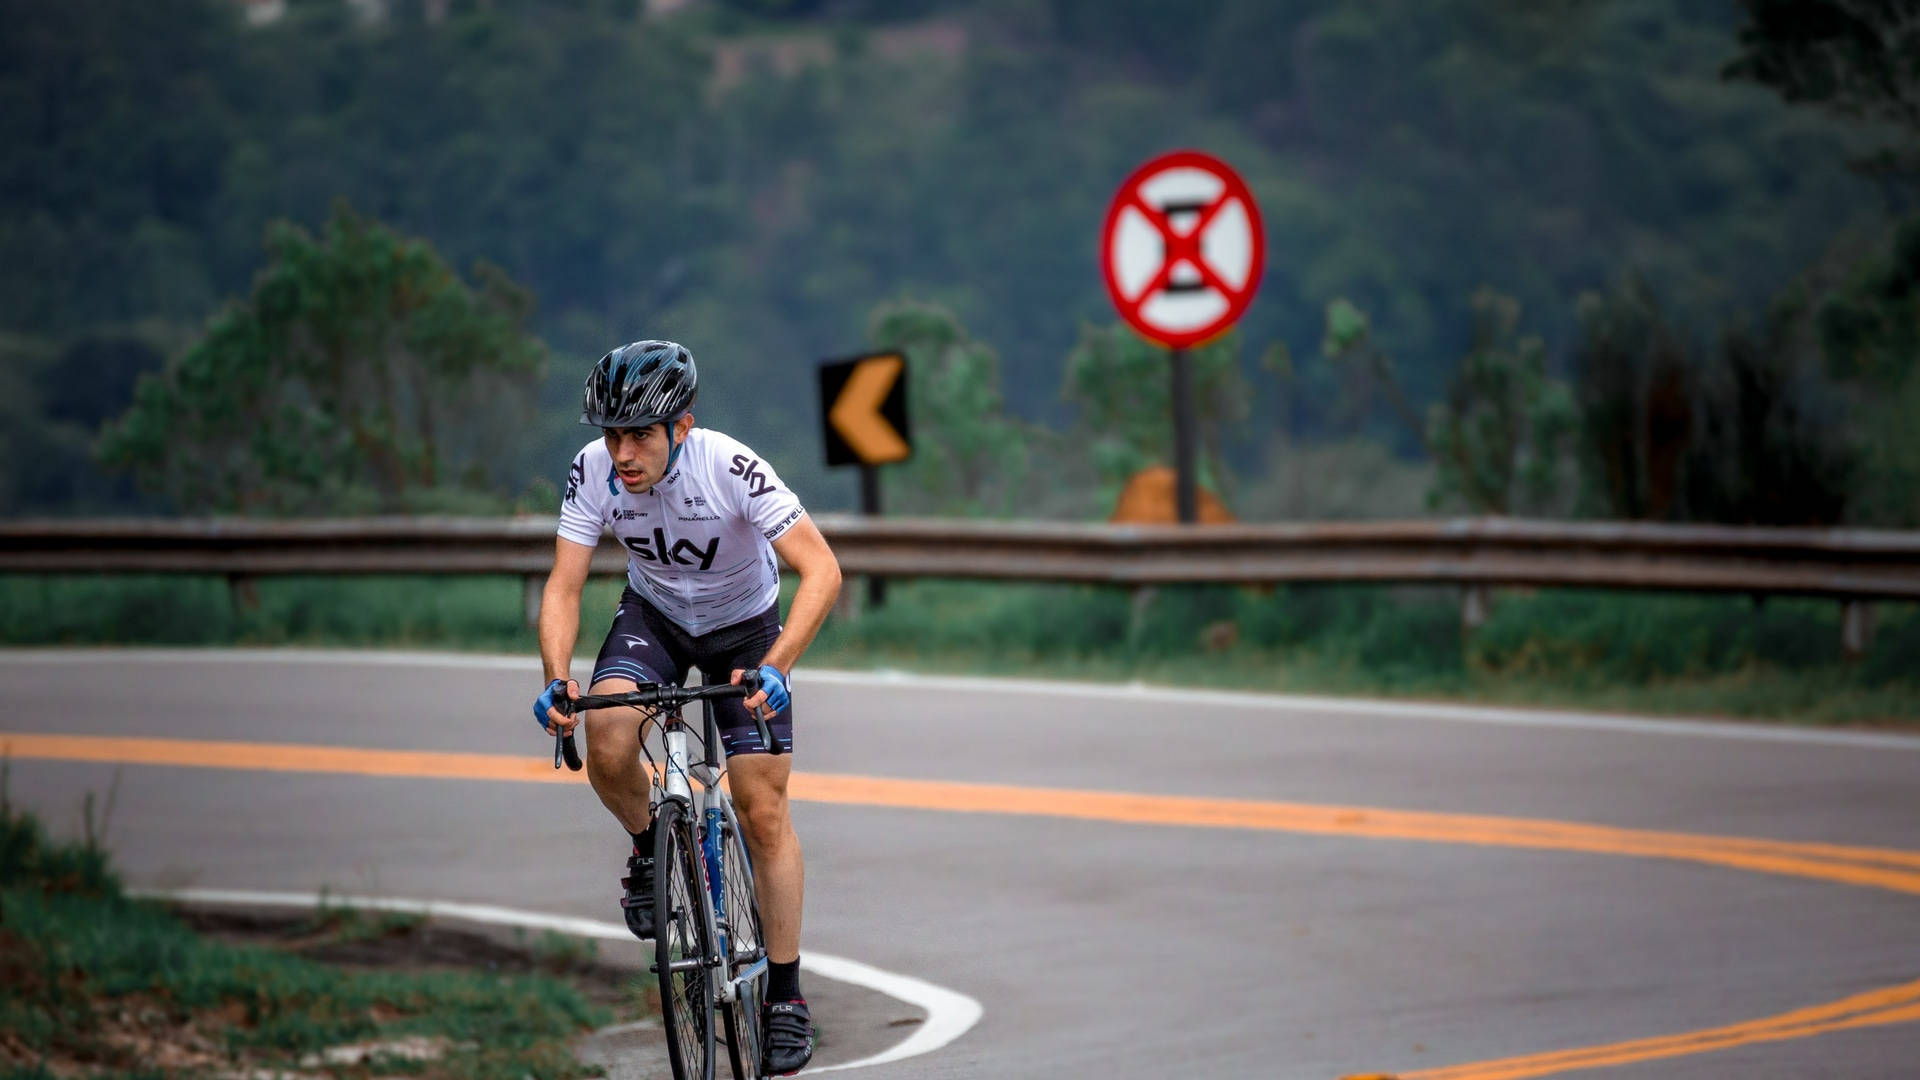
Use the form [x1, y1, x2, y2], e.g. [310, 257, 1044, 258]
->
[717, 797, 767, 1080]
[654, 800, 716, 1080]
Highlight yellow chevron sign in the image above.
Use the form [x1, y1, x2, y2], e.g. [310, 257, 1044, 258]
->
[819, 352, 911, 467]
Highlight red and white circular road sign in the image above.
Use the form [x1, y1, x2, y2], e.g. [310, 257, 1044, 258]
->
[1101, 150, 1265, 349]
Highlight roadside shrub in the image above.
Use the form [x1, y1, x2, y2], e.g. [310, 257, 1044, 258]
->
[0, 772, 119, 898]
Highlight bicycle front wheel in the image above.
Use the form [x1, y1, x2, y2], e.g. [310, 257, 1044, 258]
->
[655, 800, 716, 1080]
[717, 797, 767, 1080]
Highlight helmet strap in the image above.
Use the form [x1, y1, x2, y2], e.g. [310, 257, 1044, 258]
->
[662, 415, 689, 477]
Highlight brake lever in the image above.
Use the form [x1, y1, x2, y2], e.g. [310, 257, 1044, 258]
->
[738, 669, 784, 757]
[552, 694, 583, 771]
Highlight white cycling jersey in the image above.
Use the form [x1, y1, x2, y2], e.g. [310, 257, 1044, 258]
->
[557, 428, 807, 636]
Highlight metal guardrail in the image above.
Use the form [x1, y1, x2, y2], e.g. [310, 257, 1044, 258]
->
[4, 514, 1919, 595]
[4, 515, 1916, 650]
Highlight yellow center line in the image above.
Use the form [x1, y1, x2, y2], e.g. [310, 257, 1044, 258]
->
[5, 730, 1917, 1078]
[1398, 983, 1920, 1080]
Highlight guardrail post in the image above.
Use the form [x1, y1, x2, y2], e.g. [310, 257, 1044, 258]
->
[227, 574, 259, 617]
[1128, 585, 1157, 648]
[1461, 585, 1492, 634]
[524, 574, 545, 628]
[833, 577, 861, 622]
[1841, 599, 1876, 661]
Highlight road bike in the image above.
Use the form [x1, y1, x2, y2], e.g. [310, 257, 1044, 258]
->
[554, 671, 783, 1080]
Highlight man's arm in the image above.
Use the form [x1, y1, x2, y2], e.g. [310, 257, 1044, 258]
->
[745, 514, 841, 693]
[539, 536, 597, 732]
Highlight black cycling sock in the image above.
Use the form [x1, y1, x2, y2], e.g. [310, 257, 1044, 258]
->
[630, 825, 655, 855]
[767, 957, 801, 1003]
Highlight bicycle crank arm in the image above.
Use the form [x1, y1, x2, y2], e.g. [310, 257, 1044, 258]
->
[715, 956, 769, 1004]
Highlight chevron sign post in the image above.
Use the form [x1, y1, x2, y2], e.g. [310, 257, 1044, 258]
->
[818, 350, 912, 607]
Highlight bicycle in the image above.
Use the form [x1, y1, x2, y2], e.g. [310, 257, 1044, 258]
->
[553, 670, 784, 1080]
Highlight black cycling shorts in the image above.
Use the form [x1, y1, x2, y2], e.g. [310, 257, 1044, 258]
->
[591, 588, 793, 756]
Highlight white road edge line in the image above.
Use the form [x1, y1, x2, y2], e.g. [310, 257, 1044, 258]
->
[129, 886, 982, 1074]
[10, 646, 1919, 750]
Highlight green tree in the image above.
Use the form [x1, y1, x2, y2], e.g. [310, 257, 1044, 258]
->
[1724, 0, 1920, 176]
[1425, 290, 1575, 515]
[1569, 276, 1697, 520]
[100, 203, 548, 515]
[1681, 318, 1856, 526]
[1795, 217, 1920, 524]
[1060, 324, 1250, 498]
[1317, 297, 1430, 447]
[867, 300, 1032, 516]
[1571, 270, 1865, 528]
[0, 0, 1896, 515]
[1322, 292, 1573, 515]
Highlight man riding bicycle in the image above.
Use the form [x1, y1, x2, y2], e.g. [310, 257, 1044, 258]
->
[534, 340, 841, 1076]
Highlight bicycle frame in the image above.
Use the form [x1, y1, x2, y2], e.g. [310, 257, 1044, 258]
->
[653, 698, 767, 1006]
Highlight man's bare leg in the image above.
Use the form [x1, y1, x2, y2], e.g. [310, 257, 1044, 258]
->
[728, 752, 803, 964]
[583, 677, 652, 833]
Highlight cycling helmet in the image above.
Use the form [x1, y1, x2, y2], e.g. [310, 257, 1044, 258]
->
[581, 340, 698, 429]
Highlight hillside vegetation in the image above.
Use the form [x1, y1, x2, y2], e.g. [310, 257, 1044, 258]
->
[4, 0, 1910, 522]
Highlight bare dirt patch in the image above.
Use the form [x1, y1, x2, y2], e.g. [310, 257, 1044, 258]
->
[175, 905, 927, 1071]
[175, 905, 654, 1016]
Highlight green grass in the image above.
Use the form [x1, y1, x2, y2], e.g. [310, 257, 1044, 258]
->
[804, 581, 1920, 727]
[0, 574, 594, 651]
[3, 573, 1917, 727]
[0, 777, 610, 1079]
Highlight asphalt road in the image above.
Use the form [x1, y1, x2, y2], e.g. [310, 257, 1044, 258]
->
[4, 649, 1918, 1079]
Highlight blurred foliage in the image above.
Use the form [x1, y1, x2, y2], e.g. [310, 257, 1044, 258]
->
[1061, 324, 1249, 496]
[1724, 0, 1920, 177]
[1681, 313, 1857, 525]
[1570, 217, 1920, 527]
[1805, 217, 1920, 524]
[1320, 291, 1576, 515]
[1570, 275, 1697, 520]
[0, 0, 1907, 522]
[0, 573, 630, 650]
[866, 299, 1036, 515]
[1317, 297, 1436, 465]
[98, 203, 549, 514]
[1, 766, 120, 898]
[1425, 290, 1577, 515]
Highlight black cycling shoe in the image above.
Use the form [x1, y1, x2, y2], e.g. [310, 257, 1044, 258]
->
[762, 998, 815, 1076]
[620, 846, 655, 940]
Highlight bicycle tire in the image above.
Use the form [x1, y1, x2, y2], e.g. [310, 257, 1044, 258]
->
[717, 797, 767, 1080]
[655, 800, 716, 1080]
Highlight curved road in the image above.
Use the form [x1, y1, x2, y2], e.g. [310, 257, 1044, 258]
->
[4, 649, 1918, 1079]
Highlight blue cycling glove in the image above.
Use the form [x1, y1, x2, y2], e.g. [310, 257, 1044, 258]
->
[754, 665, 790, 714]
[534, 678, 570, 731]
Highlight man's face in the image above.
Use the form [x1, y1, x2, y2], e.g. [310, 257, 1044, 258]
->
[603, 415, 691, 493]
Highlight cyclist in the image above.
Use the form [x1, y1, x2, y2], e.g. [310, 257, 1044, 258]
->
[534, 340, 839, 1076]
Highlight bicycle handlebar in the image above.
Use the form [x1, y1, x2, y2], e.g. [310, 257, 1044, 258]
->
[551, 669, 781, 759]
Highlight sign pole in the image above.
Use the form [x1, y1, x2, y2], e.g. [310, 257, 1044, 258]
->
[1100, 149, 1264, 525]
[859, 464, 887, 607]
[1170, 347, 1197, 524]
